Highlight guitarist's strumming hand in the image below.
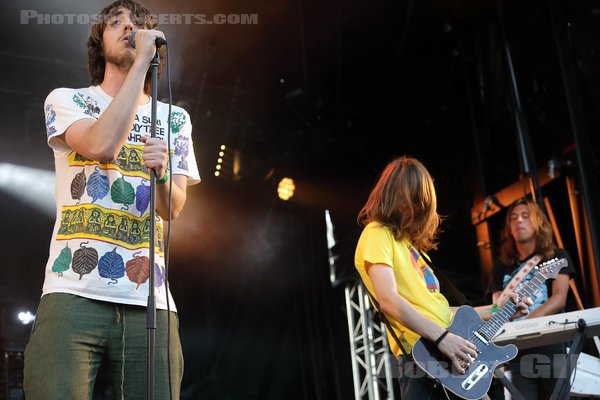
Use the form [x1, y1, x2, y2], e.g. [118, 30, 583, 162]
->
[435, 331, 478, 375]
[435, 293, 532, 375]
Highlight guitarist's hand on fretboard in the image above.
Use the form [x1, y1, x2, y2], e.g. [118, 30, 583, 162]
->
[503, 293, 534, 321]
[437, 332, 478, 375]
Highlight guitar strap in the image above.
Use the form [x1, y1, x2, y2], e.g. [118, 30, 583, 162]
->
[496, 254, 542, 307]
[417, 251, 472, 307]
[364, 287, 410, 357]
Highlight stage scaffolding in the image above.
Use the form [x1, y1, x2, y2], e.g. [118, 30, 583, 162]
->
[344, 281, 395, 400]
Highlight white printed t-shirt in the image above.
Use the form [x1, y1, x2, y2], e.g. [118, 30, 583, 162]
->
[42, 85, 200, 311]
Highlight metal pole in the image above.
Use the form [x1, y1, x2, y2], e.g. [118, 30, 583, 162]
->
[147, 49, 159, 400]
[548, 0, 600, 306]
[496, 1, 546, 212]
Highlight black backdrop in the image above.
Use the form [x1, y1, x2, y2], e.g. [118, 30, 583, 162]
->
[1, 0, 599, 398]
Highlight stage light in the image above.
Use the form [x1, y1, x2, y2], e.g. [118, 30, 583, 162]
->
[325, 210, 337, 285]
[0, 163, 55, 217]
[277, 177, 295, 201]
[17, 311, 35, 325]
[214, 145, 228, 178]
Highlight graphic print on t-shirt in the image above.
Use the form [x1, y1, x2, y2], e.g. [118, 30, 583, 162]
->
[56, 204, 164, 252]
[54, 125, 171, 253]
[70, 144, 152, 179]
[45, 104, 57, 136]
[408, 245, 440, 292]
[73, 92, 101, 117]
[171, 111, 192, 171]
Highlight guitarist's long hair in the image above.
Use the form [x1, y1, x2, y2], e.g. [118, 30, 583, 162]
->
[498, 198, 555, 265]
[358, 156, 441, 251]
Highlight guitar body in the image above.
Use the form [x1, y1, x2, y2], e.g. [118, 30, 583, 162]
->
[412, 306, 518, 400]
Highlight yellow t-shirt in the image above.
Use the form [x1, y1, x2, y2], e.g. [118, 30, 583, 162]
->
[354, 221, 453, 355]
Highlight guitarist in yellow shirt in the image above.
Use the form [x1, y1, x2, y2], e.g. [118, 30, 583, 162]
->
[355, 157, 532, 399]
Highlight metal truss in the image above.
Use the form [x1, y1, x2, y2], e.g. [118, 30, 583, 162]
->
[345, 281, 395, 400]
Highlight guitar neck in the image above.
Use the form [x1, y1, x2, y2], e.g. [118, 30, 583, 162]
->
[478, 269, 548, 340]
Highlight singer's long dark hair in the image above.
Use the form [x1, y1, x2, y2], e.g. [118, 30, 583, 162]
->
[88, 0, 165, 94]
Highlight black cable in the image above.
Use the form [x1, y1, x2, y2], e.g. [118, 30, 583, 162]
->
[567, 354, 577, 397]
[163, 43, 174, 400]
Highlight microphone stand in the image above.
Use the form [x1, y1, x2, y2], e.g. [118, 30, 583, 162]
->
[147, 48, 160, 400]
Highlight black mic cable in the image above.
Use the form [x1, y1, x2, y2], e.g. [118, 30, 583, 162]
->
[164, 42, 174, 400]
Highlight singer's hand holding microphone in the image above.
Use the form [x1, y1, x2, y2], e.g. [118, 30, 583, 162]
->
[127, 29, 169, 178]
[128, 29, 167, 65]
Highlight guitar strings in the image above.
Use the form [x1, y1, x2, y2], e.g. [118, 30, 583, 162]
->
[468, 271, 545, 348]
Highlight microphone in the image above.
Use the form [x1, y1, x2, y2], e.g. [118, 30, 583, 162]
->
[127, 32, 167, 48]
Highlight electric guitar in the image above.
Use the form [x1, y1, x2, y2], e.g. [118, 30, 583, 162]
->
[411, 258, 567, 400]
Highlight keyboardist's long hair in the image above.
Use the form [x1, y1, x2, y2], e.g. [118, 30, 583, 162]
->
[499, 198, 555, 265]
[358, 156, 441, 252]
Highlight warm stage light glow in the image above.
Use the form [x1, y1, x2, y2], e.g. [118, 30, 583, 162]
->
[0, 163, 55, 217]
[215, 146, 227, 177]
[277, 177, 295, 201]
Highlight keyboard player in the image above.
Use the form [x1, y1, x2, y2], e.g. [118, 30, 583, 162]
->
[490, 198, 576, 400]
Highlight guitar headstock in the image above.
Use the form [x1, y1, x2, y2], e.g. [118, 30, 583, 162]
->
[536, 258, 567, 280]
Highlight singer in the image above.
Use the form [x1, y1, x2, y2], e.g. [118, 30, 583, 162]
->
[23, 1, 200, 399]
